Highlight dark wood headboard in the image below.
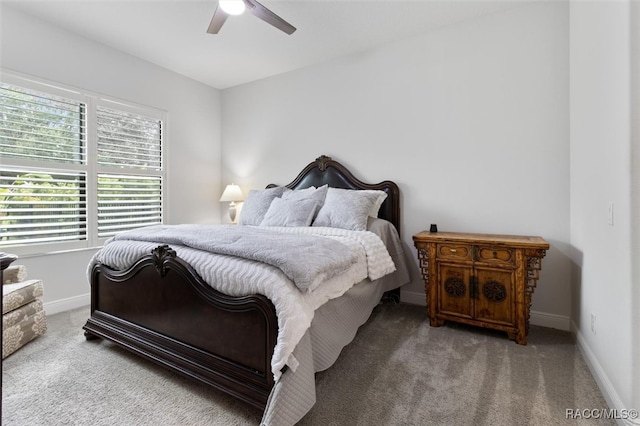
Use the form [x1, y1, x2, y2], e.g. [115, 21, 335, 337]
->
[267, 155, 400, 233]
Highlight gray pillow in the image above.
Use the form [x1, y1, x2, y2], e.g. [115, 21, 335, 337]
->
[281, 185, 328, 218]
[238, 186, 289, 226]
[312, 188, 381, 231]
[260, 197, 318, 227]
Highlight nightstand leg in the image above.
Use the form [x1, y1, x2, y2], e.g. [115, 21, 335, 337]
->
[507, 330, 526, 345]
[429, 317, 445, 327]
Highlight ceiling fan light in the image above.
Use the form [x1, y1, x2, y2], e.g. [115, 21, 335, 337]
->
[219, 0, 246, 16]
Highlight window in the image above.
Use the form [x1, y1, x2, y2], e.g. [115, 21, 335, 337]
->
[97, 174, 162, 238]
[95, 106, 163, 239]
[0, 170, 87, 246]
[0, 73, 165, 254]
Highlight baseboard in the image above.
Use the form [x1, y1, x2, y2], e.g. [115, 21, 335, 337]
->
[400, 289, 426, 306]
[44, 293, 90, 315]
[401, 290, 571, 332]
[530, 310, 570, 331]
[572, 320, 638, 426]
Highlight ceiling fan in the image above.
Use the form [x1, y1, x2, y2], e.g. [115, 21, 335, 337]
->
[207, 0, 297, 35]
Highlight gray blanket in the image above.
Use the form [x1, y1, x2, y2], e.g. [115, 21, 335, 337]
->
[111, 224, 357, 292]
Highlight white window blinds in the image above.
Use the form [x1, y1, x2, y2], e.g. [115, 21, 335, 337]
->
[95, 106, 163, 237]
[0, 83, 87, 247]
[97, 174, 162, 238]
[0, 170, 87, 246]
[0, 83, 86, 164]
[97, 106, 162, 170]
[0, 75, 165, 253]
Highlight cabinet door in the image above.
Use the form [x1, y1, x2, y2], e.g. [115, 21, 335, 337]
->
[438, 263, 472, 319]
[474, 266, 514, 326]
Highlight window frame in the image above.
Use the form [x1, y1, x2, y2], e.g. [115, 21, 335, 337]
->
[0, 70, 167, 256]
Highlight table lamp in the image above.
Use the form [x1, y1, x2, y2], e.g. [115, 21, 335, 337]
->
[219, 184, 244, 223]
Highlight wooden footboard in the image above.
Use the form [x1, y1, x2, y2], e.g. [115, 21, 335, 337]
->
[83, 245, 278, 409]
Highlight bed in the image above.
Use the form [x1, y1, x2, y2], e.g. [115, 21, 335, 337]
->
[83, 155, 410, 425]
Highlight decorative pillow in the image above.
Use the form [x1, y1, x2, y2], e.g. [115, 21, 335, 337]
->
[260, 197, 318, 227]
[312, 188, 382, 231]
[362, 190, 388, 217]
[281, 185, 328, 218]
[238, 186, 289, 226]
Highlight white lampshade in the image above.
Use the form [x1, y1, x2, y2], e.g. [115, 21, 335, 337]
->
[220, 184, 244, 223]
[219, 0, 246, 16]
[219, 184, 244, 202]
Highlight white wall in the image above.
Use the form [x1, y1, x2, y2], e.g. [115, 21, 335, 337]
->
[569, 1, 637, 419]
[222, 2, 571, 328]
[0, 6, 223, 312]
[632, 1, 640, 419]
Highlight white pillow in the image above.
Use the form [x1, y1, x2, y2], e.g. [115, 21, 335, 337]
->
[312, 188, 382, 231]
[361, 190, 388, 217]
[238, 186, 289, 226]
[260, 197, 318, 227]
[281, 185, 328, 217]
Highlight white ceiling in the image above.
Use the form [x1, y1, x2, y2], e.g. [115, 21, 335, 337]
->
[2, 0, 534, 89]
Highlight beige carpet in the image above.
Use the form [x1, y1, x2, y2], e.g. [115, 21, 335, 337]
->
[2, 303, 613, 425]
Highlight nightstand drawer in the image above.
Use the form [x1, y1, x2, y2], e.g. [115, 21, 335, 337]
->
[475, 246, 514, 265]
[437, 243, 472, 260]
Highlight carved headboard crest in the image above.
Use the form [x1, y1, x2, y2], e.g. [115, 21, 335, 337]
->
[316, 155, 331, 172]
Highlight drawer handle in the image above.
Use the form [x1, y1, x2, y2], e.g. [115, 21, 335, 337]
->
[450, 249, 457, 253]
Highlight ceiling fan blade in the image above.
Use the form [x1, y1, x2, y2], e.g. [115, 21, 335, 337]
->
[245, 0, 296, 35]
[207, 5, 229, 34]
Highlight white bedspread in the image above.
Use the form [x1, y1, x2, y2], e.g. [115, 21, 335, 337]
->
[89, 225, 396, 381]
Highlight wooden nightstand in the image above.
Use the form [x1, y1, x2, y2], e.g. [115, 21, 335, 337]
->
[412, 231, 549, 345]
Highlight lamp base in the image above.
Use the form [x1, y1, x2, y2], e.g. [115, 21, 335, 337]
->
[228, 203, 237, 223]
